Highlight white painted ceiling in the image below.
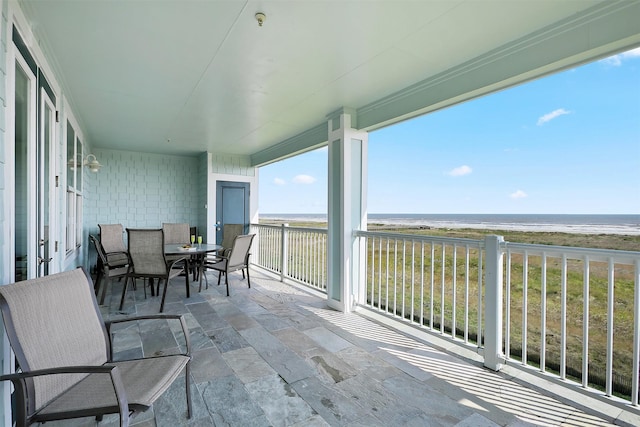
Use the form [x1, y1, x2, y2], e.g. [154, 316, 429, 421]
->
[17, 1, 640, 162]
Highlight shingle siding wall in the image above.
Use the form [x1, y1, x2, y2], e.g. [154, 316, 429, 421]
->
[211, 153, 254, 176]
[84, 149, 200, 238]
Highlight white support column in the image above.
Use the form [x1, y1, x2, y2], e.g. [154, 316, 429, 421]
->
[326, 109, 368, 313]
[484, 235, 505, 371]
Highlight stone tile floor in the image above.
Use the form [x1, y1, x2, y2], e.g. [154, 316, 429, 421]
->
[41, 268, 637, 426]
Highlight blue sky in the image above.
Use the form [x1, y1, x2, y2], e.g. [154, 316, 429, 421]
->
[259, 48, 640, 215]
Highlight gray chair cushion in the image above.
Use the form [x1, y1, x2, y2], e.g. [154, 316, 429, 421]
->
[39, 355, 189, 415]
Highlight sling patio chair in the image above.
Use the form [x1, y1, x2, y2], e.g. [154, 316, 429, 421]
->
[202, 223, 243, 278]
[0, 268, 192, 427]
[98, 223, 129, 268]
[218, 223, 244, 258]
[123, 228, 187, 313]
[162, 222, 190, 246]
[90, 234, 130, 305]
[203, 234, 255, 295]
[163, 222, 199, 280]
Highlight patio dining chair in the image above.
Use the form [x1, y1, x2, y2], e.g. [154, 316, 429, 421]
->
[0, 267, 192, 426]
[162, 222, 190, 245]
[123, 228, 187, 312]
[203, 223, 243, 275]
[219, 223, 244, 258]
[163, 222, 198, 280]
[98, 223, 129, 267]
[203, 234, 255, 296]
[90, 234, 130, 305]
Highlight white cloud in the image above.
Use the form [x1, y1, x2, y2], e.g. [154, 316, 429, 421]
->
[273, 178, 286, 185]
[600, 47, 640, 66]
[537, 108, 571, 126]
[510, 190, 528, 199]
[293, 174, 317, 184]
[447, 165, 472, 177]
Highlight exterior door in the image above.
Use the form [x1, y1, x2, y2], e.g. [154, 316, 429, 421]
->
[215, 181, 249, 244]
[13, 52, 37, 282]
[37, 86, 56, 276]
[12, 28, 56, 280]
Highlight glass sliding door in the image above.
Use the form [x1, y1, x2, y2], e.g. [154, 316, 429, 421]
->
[12, 25, 58, 280]
[14, 58, 36, 282]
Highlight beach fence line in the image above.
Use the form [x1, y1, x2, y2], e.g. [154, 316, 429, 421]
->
[250, 223, 640, 406]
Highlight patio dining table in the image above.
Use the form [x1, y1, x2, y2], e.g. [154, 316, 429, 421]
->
[165, 243, 222, 297]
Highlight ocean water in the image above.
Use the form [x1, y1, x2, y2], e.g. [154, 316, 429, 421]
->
[259, 213, 640, 236]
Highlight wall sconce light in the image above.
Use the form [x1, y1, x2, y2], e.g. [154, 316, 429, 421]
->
[67, 154, 102, 172]
[84, 154, 102, 173]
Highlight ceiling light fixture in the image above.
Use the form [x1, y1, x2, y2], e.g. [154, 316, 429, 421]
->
[255, 12, 266, 27]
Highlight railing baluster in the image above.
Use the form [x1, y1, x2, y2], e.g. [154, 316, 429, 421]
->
[314, 230, 318, 286]
[606, 257, 615, 397]
[505, 249, 511, 358]
[541, 253, 547, 373]
[560, 254, 567, 380]
[273, 227, 277, 271]
[290, 231, 296, 279]
[465, 245, 470, 344]
[582, 256, 590, 389]
[411, 240, 415, 323]
[452, 244, 457, 339]
[477, 247, 483, 349]
[632, 259, 640, 406]
[420, 242, 425, 328]
[522, 251, 528, 366]
[394, 239, 398, 317]
[430, 242, 435, 329]
[386, 239, 390, 315]
[402, 239, 406, 320]
[441, 244, 446, 334]
[370, 237, 376, 309]
[281, 224, 288, 281]
[378, 238, 382, 310]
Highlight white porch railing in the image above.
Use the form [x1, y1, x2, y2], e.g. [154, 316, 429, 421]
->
[356, 231, 485, 346]
[251, 223, 327, 292]
[501, 241, 640, 405]
[250, 223, 640, 407]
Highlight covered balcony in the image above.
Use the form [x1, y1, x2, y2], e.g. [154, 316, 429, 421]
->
[1, 0, 639, 425]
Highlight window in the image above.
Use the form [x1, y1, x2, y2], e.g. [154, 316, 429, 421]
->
[65, 120, 83, 253]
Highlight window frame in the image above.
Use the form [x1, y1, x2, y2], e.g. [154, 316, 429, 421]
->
[65, 119, 84, 254]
